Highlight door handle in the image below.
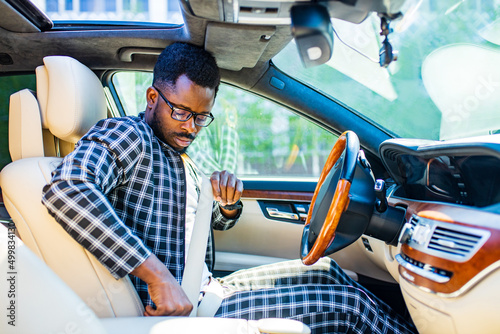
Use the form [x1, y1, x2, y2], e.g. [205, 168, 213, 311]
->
[266, 207, 299, 220]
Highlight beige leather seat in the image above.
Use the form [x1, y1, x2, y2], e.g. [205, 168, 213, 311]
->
[0, 223, 310, 334]
[1, 55, 145, 318]
[8, 55, 105, 160]
[1, 55, 310, 333]
[4, 55, 215, 318]
[0, 55, 310, 334]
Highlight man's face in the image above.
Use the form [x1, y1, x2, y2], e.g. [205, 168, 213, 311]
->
[145, 74, 216, 152]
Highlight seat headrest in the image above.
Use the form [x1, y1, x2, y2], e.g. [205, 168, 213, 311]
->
[36, 56, 107, 143]
[8, 89, 45, 161]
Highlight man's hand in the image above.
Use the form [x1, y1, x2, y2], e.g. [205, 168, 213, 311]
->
[131, 254, 193, 316]
[210, 170, 243, 218]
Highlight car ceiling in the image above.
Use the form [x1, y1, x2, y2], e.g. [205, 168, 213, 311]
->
[0, 0, 407, 86]
[0, 0, 291, 85]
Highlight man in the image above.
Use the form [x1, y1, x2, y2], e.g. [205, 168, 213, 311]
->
[42, 42, 415, 333]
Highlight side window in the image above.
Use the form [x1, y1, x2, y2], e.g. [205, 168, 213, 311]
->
[113, 71, 151, 115]
[189, 85, 337, 178]
[112, 72, 336, 179]
[0, 74, 36, 171]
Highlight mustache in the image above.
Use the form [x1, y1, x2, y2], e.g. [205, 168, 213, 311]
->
[175, 132, 196, 140]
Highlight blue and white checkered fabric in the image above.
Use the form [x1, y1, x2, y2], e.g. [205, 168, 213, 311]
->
[215, 258, 416, 334]
[42, 113, 239, 308]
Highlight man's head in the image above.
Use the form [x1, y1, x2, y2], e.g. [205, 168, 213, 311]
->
[153, 42, 220, 94]
[145, 42, 220, 152]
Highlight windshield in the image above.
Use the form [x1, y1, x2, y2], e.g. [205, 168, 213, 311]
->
[273, 1, 500, 141]
[29, 0, 183, 24]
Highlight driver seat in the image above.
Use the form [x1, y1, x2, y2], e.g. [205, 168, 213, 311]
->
[1, 55, 144, 318]
[0, 55, 311, 333]
[4, 55, 220, 318]
[0, 222, 310, 334]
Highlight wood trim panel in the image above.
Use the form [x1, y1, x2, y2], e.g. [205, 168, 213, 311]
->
[242, 189, 313, 201]
[390, 197, 500, 294]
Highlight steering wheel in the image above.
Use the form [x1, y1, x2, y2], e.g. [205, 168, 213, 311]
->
[300, 131, 360, 265]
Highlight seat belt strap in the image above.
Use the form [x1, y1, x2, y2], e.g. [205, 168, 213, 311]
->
[197, 277, 224, 317]
[181, 154, 217, 317]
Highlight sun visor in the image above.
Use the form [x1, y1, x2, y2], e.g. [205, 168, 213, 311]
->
[205, 22, 276, 71]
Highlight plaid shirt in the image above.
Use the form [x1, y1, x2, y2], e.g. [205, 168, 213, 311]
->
[42, 113, 239, 307]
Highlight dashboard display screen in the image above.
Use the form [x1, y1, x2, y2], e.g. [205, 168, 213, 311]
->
[396, 155, 500, 207]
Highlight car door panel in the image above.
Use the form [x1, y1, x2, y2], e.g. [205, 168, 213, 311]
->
[213, 180, 396, 283]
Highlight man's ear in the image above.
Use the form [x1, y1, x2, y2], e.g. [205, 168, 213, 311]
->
[146, 86, 158, 109]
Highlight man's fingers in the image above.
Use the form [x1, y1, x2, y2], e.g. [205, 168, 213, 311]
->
[223, 176, 244, 205]
[218, 172, 229, 205]
[211, 170, 243, 205]
[156, 305, 192, 316]
[211, 171, 229, 205]
[145, 305, 158, 316]
[233, 179, 244, 204]
[225, 173, 236, 204]
[210, 172, 222, 202]
[144, 303, 192, 317]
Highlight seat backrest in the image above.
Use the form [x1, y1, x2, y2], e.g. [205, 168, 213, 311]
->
[1, 55, 144, 318]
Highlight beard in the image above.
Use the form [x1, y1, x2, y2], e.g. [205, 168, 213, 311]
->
[148, 108, 196, 153]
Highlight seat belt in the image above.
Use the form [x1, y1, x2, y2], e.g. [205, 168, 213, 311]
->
[197, 276, 224, 317]
[181, 156, 223, 317]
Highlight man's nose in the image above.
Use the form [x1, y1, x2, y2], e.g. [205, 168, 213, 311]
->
[181, 116, 197, 133]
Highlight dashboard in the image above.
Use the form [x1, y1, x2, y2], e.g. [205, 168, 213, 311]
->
[380, 136, 500, 209]
[377, 135, 500, 334]
[393, 154, 500, 207]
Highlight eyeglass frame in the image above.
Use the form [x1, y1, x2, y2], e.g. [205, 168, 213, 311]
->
[153, 85, 215, 127]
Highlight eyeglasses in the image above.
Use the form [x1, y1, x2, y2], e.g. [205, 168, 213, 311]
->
[153, 86, 215, 127]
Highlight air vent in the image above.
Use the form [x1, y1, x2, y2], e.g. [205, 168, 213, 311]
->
[406, 216, 491, 262]
[409, 215, 419, 227]
[428, 226, 483, 259]
[383, 149, 399, 162]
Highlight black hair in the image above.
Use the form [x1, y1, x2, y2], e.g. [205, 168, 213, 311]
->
[153, 42, 220, 95]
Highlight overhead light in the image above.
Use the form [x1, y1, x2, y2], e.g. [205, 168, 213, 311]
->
[290, 4, 334, 68]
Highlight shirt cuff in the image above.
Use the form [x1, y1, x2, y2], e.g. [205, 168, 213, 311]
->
[107, 241, 152, 279]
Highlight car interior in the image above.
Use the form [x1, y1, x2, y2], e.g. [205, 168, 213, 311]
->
[1, 0, 500, 333]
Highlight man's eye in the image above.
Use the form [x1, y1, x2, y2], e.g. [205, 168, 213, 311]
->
[174, 109, 190, 118]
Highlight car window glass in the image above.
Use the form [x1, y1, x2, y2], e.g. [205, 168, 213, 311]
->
[113, 71, 150, 116]
[30, 0, 184, 24]
[0, 74, 36, 171]
[112, 71, 337, 178]
[273, 2, 500, 141]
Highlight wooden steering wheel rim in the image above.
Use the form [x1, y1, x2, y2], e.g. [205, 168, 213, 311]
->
[301, 131, 356, 265]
